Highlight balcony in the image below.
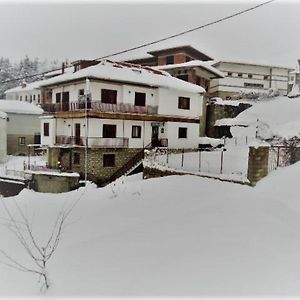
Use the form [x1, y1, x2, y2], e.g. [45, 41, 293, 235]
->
[42, 100, 158, 115]
[55, 136, 129, 148]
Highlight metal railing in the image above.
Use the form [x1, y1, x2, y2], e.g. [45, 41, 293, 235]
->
[55, 135, 129, 148]
[42, 101, 158, 115]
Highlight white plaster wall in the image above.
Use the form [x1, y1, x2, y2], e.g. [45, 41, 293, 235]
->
[122, 85, 158, 106]
[211, 62, 290, 95]
[157, 87, 202, 118]
[0, 118, 7, 161]
[40, 118, 56, 146]
[6, 90, 41, 104]
[7, 114, 40, 135]
[166, 122, 200, 149]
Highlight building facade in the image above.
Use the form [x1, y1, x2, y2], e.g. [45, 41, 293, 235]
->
[0, 100, 43, 155]
[39, 60, 204, 185]
[209, 61, 293, 99]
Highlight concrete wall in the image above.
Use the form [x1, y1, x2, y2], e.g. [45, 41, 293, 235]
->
[28, 173, 79, 193]
[6, 89, 41, 105]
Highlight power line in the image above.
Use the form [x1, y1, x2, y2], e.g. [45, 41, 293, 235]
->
[1, 0, 275, 86]
[95, 0, 275, 61]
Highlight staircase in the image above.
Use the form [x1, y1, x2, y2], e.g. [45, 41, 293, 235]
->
[107, 144, 151, 185]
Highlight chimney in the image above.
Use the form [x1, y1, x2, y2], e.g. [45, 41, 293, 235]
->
[21, 80, 27, 88]
[62, 62, 65, 74]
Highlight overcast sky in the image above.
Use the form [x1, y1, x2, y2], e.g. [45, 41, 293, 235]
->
[0, 0, 299, 68]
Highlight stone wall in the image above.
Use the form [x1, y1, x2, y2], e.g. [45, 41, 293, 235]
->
[48, 147, 141, 186]
[206, 102, 252, 137]
[247, 146, 269, 186]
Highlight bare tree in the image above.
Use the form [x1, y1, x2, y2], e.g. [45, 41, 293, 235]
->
[0, 189, 86, 293]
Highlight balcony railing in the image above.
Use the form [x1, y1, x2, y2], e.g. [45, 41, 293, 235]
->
[55, 136, 129, 148]
[42, 101, 158, 115]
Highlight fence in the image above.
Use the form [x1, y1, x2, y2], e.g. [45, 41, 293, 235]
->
[144, 146, 249, 182]
[268, 145, 300, 173]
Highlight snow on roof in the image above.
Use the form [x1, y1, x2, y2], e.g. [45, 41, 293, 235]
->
[213, 59, 294, 71]
[216, 96, 300, 139]
[0, 100, 43, 115]
[44, 66, 73, 78]
[155, 60, 224, 78]
[210, 97, 251, 107]
[39, 60, 205, 94]
[4, 80, 44, 94]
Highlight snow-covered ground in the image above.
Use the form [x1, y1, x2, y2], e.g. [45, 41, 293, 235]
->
[2, 163, 300, 296]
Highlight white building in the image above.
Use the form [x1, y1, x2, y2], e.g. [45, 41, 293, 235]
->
[0, 111, 7, 161]
[209, 60, 294, 99]
[39, 60, 205, 185]
[0, 100, 43, 155]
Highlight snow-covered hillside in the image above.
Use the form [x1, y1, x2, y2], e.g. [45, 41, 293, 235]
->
[1, 166, 300, 296]
[217, 96, 300, 140]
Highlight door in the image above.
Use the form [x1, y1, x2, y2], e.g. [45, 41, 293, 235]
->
[151, 126, 159, 147]
[75, 123, 81, 145]
[62, 92, 69, 112]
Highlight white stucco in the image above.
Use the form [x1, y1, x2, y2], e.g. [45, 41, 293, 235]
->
[210, 61, 293, 97]
[0, 116, 7, 161]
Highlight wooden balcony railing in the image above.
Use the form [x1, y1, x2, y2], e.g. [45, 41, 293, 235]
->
[55, 136, 129, 148]
[42, 101, 158, 115]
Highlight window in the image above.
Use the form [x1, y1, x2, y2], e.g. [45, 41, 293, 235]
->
[186, 56, 191, 62]
[166, 55, 174, 65]
[290, 76, 294, 81]
[227, 72, 232, 76]
[56, 93, 61, 103]
[178, 127, 187, 139]
[176, 74, 189, 82]
[38, 94, 40, 103]
[103, 124, 116, 138]
[178, 97, 190, 110]
[30, 95, 32, 102]
[238, 73, 243, 77]
[33, 95, 36, 101]
[19, 96, 22, 101]
[248, 74, 253, 78]
[103, 154, 115, 167]
[73, 153, 80, 165]
[101, 89, 117, 104]
[18, 137, 26, 145]
[25, 95, 28, 101]
[244, 82, 264, 89]
[79, 89, 84, 96]
[134, 92, 146, 106]
[264, 75, 269, 80]
[132, 126, 142, 138]
[43, 122, 49, 137]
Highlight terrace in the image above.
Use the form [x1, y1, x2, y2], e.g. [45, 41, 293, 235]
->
[42, 100, 158, 115]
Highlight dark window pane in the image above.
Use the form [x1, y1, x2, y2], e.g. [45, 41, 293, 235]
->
[101, 89, 117, 104]
[103, 154, 115, 167]
[178, 127, 187, 139]
[176, 74, 189, 82]
[103, 124, 116, 138]
[44, 123, 49, 136]
[178, 97, 190, 110]
[166, 55, 174, 65]
[56, 93, 61, 103]
[132, 126, 142, 138]
[134, 92, 146, 106]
